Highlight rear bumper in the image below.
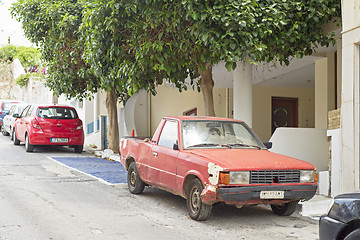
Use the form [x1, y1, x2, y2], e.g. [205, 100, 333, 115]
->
[202, 184, 317, 205]
[29, 131, 84, 146]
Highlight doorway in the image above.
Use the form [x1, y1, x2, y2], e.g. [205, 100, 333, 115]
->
[271, 97, 298, 134]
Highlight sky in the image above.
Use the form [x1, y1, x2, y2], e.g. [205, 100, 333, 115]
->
[0, 0, 32, 46]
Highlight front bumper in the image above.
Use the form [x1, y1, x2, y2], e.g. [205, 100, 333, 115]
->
[202, 184, 317, 205]
[319, 215, 345, 240]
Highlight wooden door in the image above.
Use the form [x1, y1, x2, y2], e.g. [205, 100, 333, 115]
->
[271, 97, 298, 134]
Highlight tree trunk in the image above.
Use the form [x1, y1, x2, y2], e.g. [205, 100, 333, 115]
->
[105, 89, 120, 152]
[199, 63, 216, 116]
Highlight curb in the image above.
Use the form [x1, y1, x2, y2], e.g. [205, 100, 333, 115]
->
[85, 148, 120, 162]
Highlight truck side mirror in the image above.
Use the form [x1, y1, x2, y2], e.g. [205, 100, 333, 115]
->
[264, 142, 272, 149]
[173, 141, 179, 150]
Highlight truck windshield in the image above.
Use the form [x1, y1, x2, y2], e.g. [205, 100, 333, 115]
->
[182, 120, 265, 149]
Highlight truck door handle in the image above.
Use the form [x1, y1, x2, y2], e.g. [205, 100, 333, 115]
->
[152, 152, 158, 157]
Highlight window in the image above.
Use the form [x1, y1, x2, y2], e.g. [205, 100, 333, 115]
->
[184, 108, 197, 116]
[20, 105, 30, 118]
[26, 106, 34, 117]
[37, 107, 78, 119]
[158, 121, 179, 149]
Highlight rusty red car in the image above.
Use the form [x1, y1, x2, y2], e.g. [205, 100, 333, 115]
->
[14, 104, 84, 153]
[119, 116, 317, 221]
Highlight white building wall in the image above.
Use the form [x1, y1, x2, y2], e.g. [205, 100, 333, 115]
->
[340, 0, 360, 193]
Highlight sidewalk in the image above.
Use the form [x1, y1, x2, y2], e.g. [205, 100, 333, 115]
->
[299, 194, 332, 220]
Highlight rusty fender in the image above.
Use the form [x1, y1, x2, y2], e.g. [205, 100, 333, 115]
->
[201, 162, 222, 205]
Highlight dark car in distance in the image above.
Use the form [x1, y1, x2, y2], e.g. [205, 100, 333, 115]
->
[319, 193, 360, 240]
[0, 99, 23, 131]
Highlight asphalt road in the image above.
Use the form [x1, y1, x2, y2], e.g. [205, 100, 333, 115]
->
[0, 134, 319, 240]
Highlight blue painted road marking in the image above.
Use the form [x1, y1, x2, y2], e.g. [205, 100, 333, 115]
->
[50, 156, 127, 184]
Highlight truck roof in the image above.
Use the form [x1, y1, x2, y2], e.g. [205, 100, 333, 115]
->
[164, 116, 244, 122]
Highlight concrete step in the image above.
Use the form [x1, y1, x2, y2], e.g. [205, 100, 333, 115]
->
[299, 194, 332, 220]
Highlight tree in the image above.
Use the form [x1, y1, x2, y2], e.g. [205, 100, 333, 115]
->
[11, 0, 122, 152]
[85, 0, 340, 116]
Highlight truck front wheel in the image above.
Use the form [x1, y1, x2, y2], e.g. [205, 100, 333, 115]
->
[127, 161, 145, 194]
[186, 178, 212, 221]
[271, 201, 298, 216]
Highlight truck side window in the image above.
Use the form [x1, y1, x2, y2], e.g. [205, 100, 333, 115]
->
[158, 121, 179, 149]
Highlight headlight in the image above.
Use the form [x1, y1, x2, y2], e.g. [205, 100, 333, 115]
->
[300, 170, 315, 183]
[229, 171, 250, 184]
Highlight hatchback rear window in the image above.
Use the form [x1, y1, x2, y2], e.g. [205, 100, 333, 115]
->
[37, 107, 78, 119]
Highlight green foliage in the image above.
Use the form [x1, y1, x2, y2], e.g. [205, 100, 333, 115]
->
[14, 46, 41, 71]
[0, 44, 42, 71]
[11, 0, 341, 103]
[0, 45, 17, 62]
[15, 73, 31, 87]
[82, 0, 341, 101]
[15, 72, 45, 87]
[11, 0, 100, 100]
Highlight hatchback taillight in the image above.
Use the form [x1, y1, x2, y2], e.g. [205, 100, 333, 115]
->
[76, 120, 83, 130]
[32, 119, 41, 129]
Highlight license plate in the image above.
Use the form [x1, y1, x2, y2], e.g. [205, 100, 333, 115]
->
[260, 191, 284, 199]
[51, 138, 68, 143]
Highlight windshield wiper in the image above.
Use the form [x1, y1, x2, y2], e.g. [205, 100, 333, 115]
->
[228, 143, 262, 150]
[187, 143, 231, 149]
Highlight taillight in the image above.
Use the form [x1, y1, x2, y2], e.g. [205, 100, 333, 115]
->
[0, 102, 3, 115]
[32, 119, 41, 129]
[76, 120, 83, 130]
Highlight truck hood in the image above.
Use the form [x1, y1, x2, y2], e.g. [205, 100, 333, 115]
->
[188, 149, 314, 171]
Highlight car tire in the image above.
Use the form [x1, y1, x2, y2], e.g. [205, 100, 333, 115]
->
[74, 145, 83, 153]
[10, 128, 14, 141]
[13, 131, 20, 145]
[271, 201, 298, 216]
[127, 161, 145, 194]
[25, 134, 34, 152]
[345, 228, 360, 240]
[186, 178, 212, 221]
[1, 126, 9, 136]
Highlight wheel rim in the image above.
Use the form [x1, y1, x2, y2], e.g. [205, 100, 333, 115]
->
[190, 186, 201, 214]
[25, 136, 29, 149]
[130, 170, 137, 187]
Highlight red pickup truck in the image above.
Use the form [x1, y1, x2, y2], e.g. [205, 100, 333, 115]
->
[119, 116, 317, 221]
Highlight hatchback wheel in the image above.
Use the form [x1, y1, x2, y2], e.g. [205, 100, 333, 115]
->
[1, 127, 9, 136]
[25, 134, 34, 152]
[13, 131, 20, 145]
[74, 145, 83, 153]
[10, 128, 14, 141]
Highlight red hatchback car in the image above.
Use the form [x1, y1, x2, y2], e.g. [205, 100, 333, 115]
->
[13, 104, 84, 153]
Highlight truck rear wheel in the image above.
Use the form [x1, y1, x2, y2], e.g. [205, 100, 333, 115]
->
[271, 201, 298, 216]
[186, 178, 212, 221]
[127, 161, 145, 194]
